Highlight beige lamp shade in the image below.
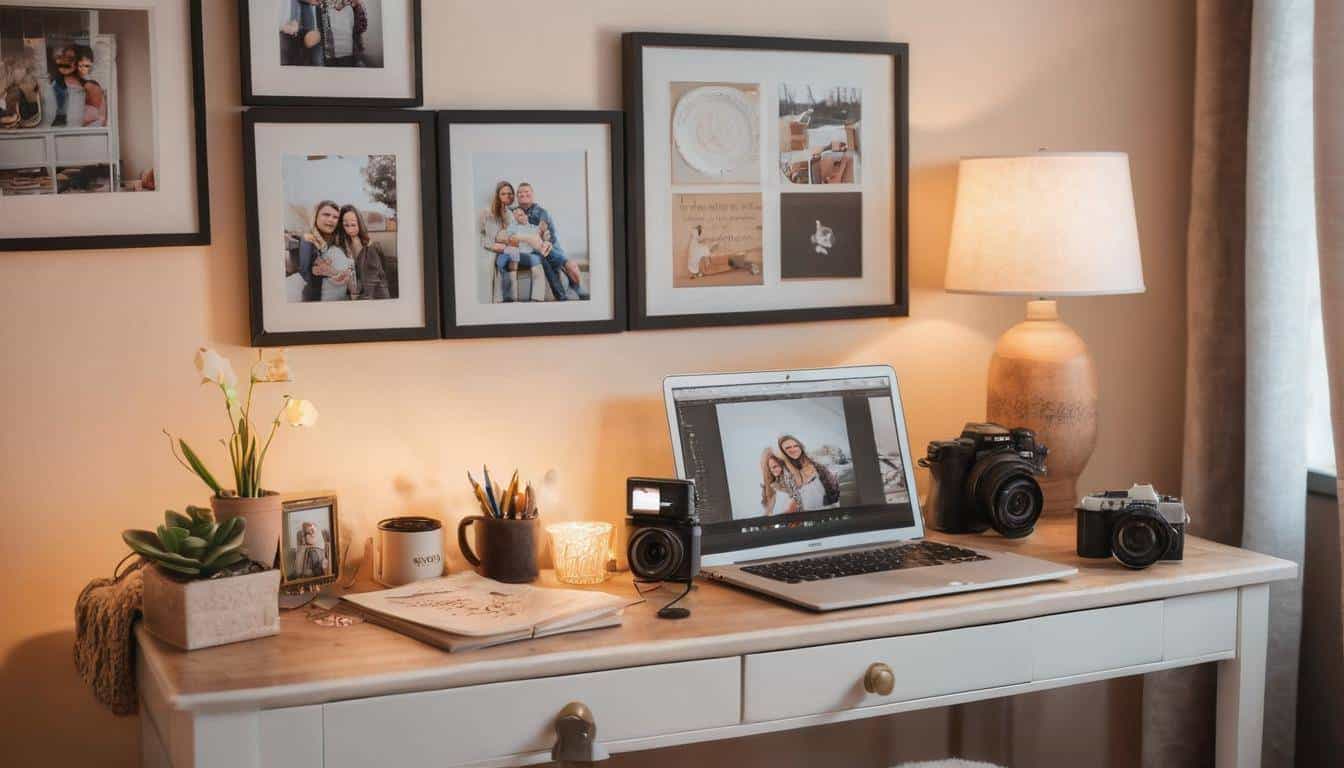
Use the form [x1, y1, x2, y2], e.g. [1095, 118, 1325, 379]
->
[945, 152, 1145, 296]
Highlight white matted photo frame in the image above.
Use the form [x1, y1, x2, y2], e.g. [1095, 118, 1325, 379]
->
[238, 0, 422, 107]
[0, 0, 210, 251]
[438, 110, 626, 338]
[244, 108, 439, 346]
[623, 33, 909, 330]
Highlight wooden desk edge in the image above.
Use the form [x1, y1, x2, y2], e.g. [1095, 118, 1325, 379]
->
[139, 550, 1297, 714]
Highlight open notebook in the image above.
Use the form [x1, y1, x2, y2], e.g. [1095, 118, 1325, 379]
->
[342, 572, 631, 652]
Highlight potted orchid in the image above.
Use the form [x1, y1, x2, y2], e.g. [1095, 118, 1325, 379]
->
[166, 348, 318, 569]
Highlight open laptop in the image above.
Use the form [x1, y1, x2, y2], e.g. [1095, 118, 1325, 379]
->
[664, 365, 1076, 611]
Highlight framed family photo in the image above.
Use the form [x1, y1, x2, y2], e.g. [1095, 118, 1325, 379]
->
[0, 0, 210, 251]
[438, 110, 626, 338]
[280, 494, 340, 592]
[623, 33, 909, 330]
[243, 108, 439, 346]
[238, 0, 422, 107]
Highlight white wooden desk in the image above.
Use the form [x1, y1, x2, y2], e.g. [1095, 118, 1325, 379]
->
[135, 519, 1296, 768]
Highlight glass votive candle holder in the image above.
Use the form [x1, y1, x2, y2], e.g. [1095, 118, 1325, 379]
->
[547, 522, 613, 585]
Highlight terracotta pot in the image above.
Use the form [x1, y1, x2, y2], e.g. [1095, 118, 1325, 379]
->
[211, 493, 283, 568]
[141, 565, 280, 650]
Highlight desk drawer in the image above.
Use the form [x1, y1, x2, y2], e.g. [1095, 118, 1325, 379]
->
[1030, 601, 1164, 680]
[743, 621, 1033, 722]
[323, 657, 740, 766]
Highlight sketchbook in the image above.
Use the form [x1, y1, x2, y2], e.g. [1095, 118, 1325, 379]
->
[342, 572, 629, 652]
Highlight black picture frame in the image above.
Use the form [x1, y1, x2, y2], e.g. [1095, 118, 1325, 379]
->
[622, 32, 910, 331]
[238, 0, 424, 108]
[0, 0, 211, 252]
[243, 107, 440, 346]
[437, 110, 628, 338]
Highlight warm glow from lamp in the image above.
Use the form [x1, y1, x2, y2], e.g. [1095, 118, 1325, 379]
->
[547, 522, 613, 585]
[944, 151, 1146, 517]
[946, 152, 1145, 296]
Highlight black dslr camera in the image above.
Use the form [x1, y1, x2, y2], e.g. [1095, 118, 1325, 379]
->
[919, 423, 1048, 539]
[626, 477, 701, 583]
[1076, 484, 1188, 569]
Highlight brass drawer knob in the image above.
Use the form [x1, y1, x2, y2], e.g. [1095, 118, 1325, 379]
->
[864, 662, 895, 696]
[551, 701, 610, 765]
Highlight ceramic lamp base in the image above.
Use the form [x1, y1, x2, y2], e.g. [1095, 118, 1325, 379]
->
[986, 300, 1098, 517]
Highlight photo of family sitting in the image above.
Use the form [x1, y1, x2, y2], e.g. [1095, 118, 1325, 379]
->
[1, 6, 159, 196]
[716, 397, 861, 520]
[281, 504, 336, 582]
[473, 150, 591, 304]
[277, 0, 384, 68]
[281, 153, 399, 303]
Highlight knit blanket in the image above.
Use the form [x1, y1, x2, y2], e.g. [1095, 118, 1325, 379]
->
[74, 560, 144, 715]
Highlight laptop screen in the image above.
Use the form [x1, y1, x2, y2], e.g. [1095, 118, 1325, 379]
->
[670, 373, 917, 558]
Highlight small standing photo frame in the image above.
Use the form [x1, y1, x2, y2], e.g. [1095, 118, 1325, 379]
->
[623, 33, 909, 330]
[0, 0, 210, 251]
[238, 0, 423, 107]
[243, 107, 440, 345]
[280, 494, 341, 593]
[438, 110, 626, 338]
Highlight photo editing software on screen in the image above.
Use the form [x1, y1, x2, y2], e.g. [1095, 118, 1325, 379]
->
[672, 376, 915, 555]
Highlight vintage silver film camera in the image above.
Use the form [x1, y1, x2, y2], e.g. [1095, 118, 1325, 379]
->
[1076, 484, 1189, 569]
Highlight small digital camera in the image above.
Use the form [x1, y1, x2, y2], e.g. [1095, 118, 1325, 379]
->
[626, 477, 701, 583]
[1076, 484, 1188, 569]
[919, 422, 1048, 539]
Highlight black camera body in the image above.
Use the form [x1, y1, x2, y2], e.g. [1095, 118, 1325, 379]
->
[626, 477, 701, 583]
[1076, 484, 1188, 569]
[920, 422, 1048, 539]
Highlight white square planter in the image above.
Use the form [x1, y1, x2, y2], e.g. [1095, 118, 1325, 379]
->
[141, 565, 281, 650]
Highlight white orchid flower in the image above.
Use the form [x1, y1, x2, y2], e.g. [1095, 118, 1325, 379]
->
[252, 350, 292, 383]
[194, 348, 237, 388]
[283, 398, 319, 428]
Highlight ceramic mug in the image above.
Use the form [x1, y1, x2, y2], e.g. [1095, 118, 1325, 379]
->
[375, 516, 444, 587]
[457, 516, 539, 583]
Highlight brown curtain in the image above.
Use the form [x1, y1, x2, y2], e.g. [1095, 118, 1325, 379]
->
[1147, 0, 1326, 765]
[1141, 1, 1252, 765]
[1317, 0, 1344, 747]
[1318, 0, 1344, 655]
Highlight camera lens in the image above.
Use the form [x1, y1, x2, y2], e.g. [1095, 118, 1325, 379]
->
[1110, 507, 1172, 569]
[628, 527, 684, 581]
[970, 454, 1043, 538]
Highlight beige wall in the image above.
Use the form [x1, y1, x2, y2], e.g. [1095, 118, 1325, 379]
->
[0, 1, 1192, 765]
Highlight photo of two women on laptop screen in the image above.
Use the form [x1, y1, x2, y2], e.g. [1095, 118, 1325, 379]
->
[672, 377, 913, 542]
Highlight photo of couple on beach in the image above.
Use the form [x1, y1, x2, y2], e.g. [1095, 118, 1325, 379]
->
[472, 150, 591, 304]
[281, 153, 399, 303]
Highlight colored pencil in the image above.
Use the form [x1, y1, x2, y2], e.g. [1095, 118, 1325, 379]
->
[482, 465, 501, 517]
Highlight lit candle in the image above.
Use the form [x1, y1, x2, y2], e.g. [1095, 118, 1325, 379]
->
[547, 522, 613, 585]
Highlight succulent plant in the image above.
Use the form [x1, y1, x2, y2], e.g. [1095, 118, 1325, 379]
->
[122, 506, 248, 578]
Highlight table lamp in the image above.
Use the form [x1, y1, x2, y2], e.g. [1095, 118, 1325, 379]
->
[945, 152, 1145, 516]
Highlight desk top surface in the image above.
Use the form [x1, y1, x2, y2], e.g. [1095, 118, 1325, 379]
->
[137, 518, 1295, 712]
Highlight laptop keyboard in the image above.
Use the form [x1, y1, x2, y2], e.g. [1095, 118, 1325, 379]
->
[739, 541, 991, 584]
